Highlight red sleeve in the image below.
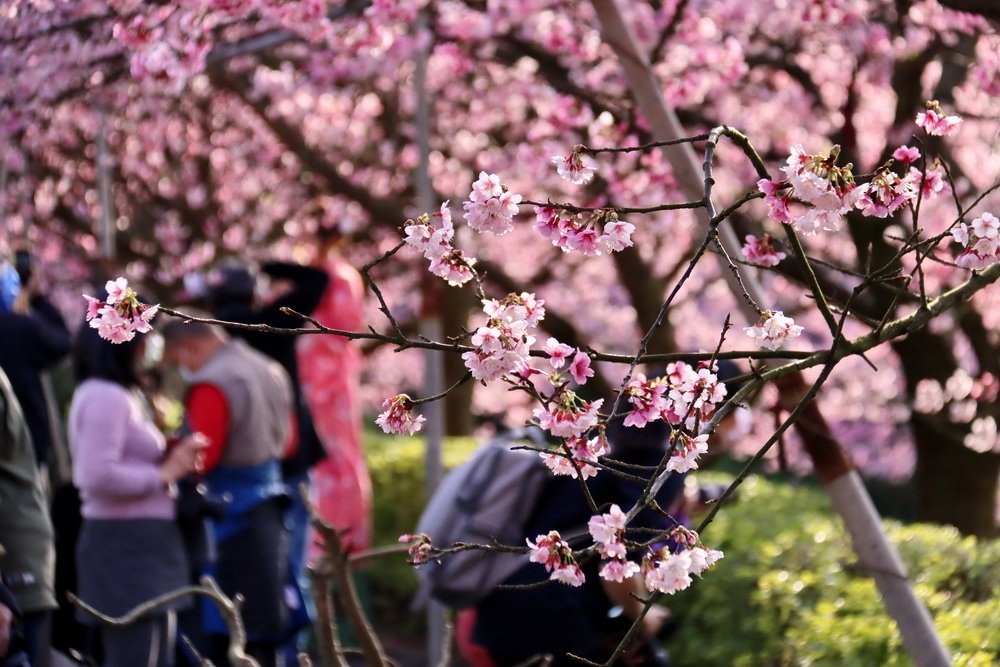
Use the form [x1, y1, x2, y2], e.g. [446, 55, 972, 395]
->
[186, 383, 229, 473]
[284, 411, 299, 460]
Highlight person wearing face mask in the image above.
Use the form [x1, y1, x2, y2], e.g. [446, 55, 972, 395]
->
[0, 254, 71, 468]
[160, 316, 297, 667]
[68, 318, 206, 667]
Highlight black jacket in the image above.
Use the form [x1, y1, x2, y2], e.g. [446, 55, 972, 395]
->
[0, 296, 71, 465]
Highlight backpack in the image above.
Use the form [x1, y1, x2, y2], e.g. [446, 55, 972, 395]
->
[414, 427, 550, 608]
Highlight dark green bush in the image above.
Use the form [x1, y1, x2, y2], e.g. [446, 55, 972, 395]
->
[361, 438, 999, 664]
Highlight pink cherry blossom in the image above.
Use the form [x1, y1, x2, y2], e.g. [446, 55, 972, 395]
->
[666, 432, 710, 473]
[540, 434, 609, 479]
[398, 533, 433, 564]
[952, 213, 1000, 270]
[428, 252, 477, 286]
[745, 311, 804, 350]
[84, 295, 103, 319]
[916, 101, 962, 137]
[375, 394, 426, 435]
[598, 219, 635, 253]
[568, 351, 593, 385]
[891, 145, 921, 165]
[599, 559, 640, 583]
[779, 145, 862, 233]
[463, 293, 544, 381]
[84, 278, 160, 344]
[550, 563, 586, 587]
[662, 363, 728, 429]
[623, 374, 668, 428]
[742, 233, 787, 267]
[550, 148, 596, 185]
[526, 531, 584, 586]
[857, 168, 917, 218]
[913, 167, 947, 200]
[757, 178, 793, 224]
[533, 395, 603, 438]
[642, 543, 723, 595]
[463, 171, 522, 235]
[543, 337, 575, 369]
[105, 277, 129, 303]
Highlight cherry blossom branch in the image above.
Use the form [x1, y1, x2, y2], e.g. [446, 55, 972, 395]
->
[520, 198, 705, 215]
[69, 577, 257, 667]
[307, 495, 390, 667]
[577, 133, 710, 154]
[156, 305, 810, 363]
[361, 240, 408, 338]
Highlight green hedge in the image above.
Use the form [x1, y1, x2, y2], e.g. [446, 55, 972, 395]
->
[362, 434, 999, 664]
[364, 430, 477, 623]
[666, 474, 1000, 666]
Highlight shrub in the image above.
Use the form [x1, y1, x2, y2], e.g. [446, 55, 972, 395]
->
[363, 429, 477, 621]
[666, 474, 1000, 666]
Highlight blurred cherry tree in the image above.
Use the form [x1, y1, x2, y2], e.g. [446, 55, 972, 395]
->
[1, 0, 998, 534]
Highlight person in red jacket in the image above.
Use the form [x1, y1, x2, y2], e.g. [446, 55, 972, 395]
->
[162, 317, 301, 667]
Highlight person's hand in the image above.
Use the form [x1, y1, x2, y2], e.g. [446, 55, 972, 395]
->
[0, 601, 13, 657]
[640, 605, 671, 640]
[160, 433, 208, 485]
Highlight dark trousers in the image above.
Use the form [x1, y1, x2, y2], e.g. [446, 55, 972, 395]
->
[102, 612, 175, 667]
[208, 500, 287, 667]
[22, 610, 51, 667]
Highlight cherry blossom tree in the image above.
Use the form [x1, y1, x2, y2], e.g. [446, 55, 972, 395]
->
[2, 0, 999, 542]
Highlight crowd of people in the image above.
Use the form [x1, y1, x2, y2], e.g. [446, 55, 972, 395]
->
[0, 242, 371, 667]
[0, 242, 740, 667]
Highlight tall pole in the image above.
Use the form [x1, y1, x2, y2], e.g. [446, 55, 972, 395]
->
[414, 12, 449, 665]
[97, 108, 115, 260]
[590, 2, 950, 665]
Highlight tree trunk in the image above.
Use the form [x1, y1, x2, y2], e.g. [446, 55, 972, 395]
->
[911, 419, 999, 537]
[894, 329, 999, 537]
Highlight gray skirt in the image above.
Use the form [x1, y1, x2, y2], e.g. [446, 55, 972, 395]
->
[76, 518, 191, 624]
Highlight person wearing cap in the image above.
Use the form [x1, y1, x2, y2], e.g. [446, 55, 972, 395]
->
[0, 255, 71, 467]
[161, 317, 297, 667]
[204, 260, 329, 661]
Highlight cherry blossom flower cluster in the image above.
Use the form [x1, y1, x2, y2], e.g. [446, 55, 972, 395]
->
[550, 146, 596, 185]
[745, 310, 804, 350]
[463, 172, 523, 235]
[534, 206, 635, 256]
[665, 432, 711, 473]
[622, 362, 727, 431]
[588, 504, 643, 582]
[741, 234, 786, 267]
[856, 165, 918, 218]
[527, 531, 585, 587]
[915, 100, 963, 137]
[951, 213, 1000, 270]
[517, 337, 594, 399]
[403, 202, 477, 286]
[375, 394, 426, 435]
[84, 278, 159, 344]
[913, 370, 998, 421]
[774, 144, 863, 235]
[397, 533, 433, 565]
[462, 293, 545, 382]
[539, 433, 609, 479]
[642, 529, 724, 595]
[532, 392, 604, 439]
[113, 9, 211, 91]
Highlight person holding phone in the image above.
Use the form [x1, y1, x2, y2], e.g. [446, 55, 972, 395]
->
[69, 320, 205, 667]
